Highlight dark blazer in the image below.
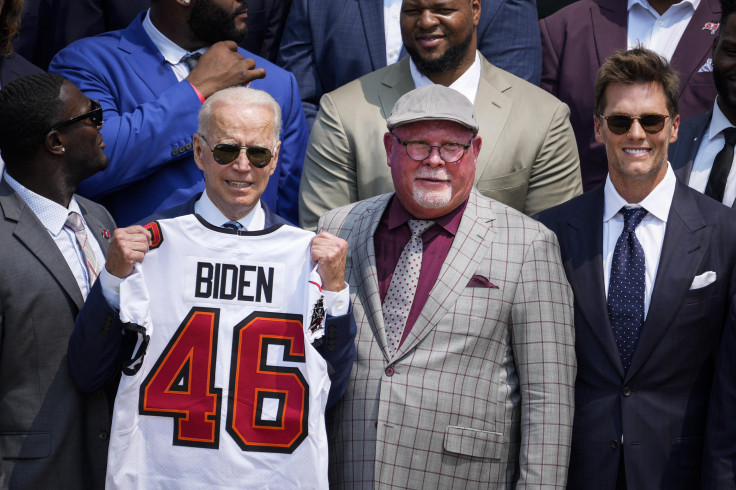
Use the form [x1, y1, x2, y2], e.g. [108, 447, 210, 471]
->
[277, 0, 542, 126]
[0, 52, 42, 87]
[70, 195, 356, 408]
[49, 12, 309, 226]
[669, 110, 717, 187]
[540, 0, 720, 191]
[0, 179, 114, 489]
[536, 181, 736, 490]
[241, 0, 292, 62]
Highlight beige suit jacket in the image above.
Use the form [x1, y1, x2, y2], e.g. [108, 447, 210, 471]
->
[319, 189, 576, 489]
[299, 55, 582, 229]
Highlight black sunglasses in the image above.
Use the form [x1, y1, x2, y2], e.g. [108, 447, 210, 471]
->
[50, 99, 103, 132]
[599, 113, 671, 135]
[199, 135, 273, 168]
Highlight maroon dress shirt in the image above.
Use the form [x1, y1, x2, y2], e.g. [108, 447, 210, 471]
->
[374, 196, 467, 346]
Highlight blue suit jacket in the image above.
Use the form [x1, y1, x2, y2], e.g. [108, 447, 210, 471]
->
[49, 12, 309, 226]
[536, 182, 736, 490]
[540, 0, 720, 191]
[277, 0, 542, 126]
[69, 196, 356, 409]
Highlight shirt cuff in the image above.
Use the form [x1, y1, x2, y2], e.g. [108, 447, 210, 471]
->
[323, 282, 349, 316]
[99, 268, 123, 310]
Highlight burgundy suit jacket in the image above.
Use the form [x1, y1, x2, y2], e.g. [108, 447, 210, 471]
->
[540, 0, 720, 191]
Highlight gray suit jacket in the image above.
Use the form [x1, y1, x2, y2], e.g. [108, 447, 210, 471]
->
[319, 189, 576, 488]
[0, 179, 114, 489]
[299, 55, 582, 229]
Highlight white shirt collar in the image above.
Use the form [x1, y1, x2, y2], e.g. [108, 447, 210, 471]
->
[708, 96, 735, 141]
[3, 171, 83, 236]
[409, 50, 482, 104]
[141, 9, 207, 66]
[603, 163, 677, 224]
[627, 0, 699, 14]
[194, 190, 265, 231]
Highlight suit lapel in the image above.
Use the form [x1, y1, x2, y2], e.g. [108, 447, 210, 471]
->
[0, 182, 85, 309]
[670, 0, 720, 85]
[358, 0, 387, 70]
[472, 58, 512, 186]
[354, 195, 393, 360]
[670, 111, 712, 185]
[626, 183, 711, 379]
[377, 58, 416, 119]
[392, 190, 495, 361]
[592, 0, 627, 66]
[119, 14, 180, 98]
[565, 187, 625, 375]
[78, 198, 112, 256]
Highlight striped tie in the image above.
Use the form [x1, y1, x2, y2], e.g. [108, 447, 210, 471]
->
[64, 211, 100, 286]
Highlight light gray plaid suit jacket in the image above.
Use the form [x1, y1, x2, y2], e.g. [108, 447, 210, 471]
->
[319, 189, 576, 489]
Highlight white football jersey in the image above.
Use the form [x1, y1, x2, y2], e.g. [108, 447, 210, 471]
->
[106, 215, 330, 490]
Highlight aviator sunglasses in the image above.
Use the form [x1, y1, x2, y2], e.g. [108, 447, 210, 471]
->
[199, 135, 274, 168]
[49, 99, 103, 132]
[599, 113, 671, 135]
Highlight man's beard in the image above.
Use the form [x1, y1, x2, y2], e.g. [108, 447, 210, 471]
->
[188, 0, 248, 44]
[405, 26, 474, 77]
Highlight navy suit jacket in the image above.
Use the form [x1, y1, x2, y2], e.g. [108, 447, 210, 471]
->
[0, 52, 42, 87]
[540, 0, 720, 191]
[536, 181, 736, 490]
[48, 12, 309, 226]
[241, 0, 292, 62]
[69, 196, 356, 409]
[277, 0, 542, 127]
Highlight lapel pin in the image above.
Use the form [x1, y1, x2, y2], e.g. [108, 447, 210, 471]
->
[703, 22, 719, 34]
[103, 229, 111, 239]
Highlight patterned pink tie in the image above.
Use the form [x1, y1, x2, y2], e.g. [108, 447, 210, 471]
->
[383, 219, 434, 355]
[64, 211, 100, 286]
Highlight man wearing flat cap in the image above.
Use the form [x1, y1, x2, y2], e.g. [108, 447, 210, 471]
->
[319, 85, 576, 488]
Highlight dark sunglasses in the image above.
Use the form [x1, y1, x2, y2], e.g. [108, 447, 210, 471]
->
[50, 99, 103, 132]
[599, 113, 671, 135]
[199, 135, 273, 168]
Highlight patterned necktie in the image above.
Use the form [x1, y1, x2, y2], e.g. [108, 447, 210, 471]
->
[180, 52, 202, 72]
[705, 127, 736, 203]
[382, 219, 434, 355]
[607, 207, 648, 371]
[64, 211, 100, 286]
[222, 220, 243, 231]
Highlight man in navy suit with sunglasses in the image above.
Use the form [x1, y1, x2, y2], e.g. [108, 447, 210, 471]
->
[537, 47, 736, 490]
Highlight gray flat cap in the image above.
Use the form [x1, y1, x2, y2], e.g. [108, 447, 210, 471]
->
[386, 85, 478, 133]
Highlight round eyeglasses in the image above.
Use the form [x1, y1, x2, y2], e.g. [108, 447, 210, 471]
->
[199, 135, 274, 168]
[390, 131, 473, 163]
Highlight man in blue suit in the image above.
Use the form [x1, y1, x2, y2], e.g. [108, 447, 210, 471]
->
[537, 47, 736, 490]
[277, 0, 542, 127]
[49, 0, 309, 226]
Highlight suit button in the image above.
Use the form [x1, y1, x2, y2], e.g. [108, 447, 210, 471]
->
[622, 386, 632, 397]
[185, 142, 192, 150]
[385, 366, 395, 377]
[610, 440, 620, 449]
[171, 147, 179, 156]
[179, 145, 187, 153]
[98, 431, 109, 441]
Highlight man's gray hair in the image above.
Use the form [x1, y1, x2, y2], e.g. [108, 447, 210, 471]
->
[198, 87, 281, 144]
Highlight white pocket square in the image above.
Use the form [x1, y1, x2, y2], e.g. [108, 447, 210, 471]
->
[699, 59, 713, 73]
[690, 271, 716, 290]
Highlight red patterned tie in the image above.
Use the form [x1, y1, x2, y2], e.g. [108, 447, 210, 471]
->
[64, 211, 100, 286]
[382, 219, 434, 355]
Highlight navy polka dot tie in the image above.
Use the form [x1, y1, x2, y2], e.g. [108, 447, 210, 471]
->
[608, 207, 648, 371]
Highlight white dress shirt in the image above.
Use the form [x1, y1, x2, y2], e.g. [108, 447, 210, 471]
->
[4, 171, 105, 299]
[101, 191, 350, 315]
[687, 98, 736, 206]
[410, 50, 482, 104]
[603, 164, 677, 318]
[142, 9, 207, 81]
[384, 0, 403, 65]
[627, 0, 699, 61]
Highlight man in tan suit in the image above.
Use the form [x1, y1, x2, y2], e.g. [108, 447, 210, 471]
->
[320, 84, 576, 488]
[299, 0, 582, 229]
